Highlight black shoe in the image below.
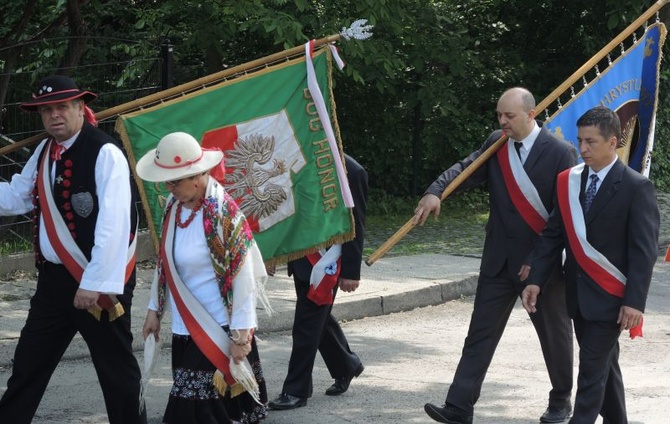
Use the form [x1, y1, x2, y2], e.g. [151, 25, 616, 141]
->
[325, 363, 364, 396]
[540, 405, 572, 423]
[268, 393, 307, 410]
[424, 403, 473, 424]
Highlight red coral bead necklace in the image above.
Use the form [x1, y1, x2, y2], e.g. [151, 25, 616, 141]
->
[175, 198, 204, 228]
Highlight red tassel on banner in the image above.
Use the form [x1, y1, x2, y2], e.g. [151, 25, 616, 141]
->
[84, 105, 98, 127]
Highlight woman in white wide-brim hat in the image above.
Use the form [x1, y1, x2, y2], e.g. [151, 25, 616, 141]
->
[137, 132, 270, 424]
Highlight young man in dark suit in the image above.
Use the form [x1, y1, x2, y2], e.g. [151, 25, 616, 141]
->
[268, 154, 368, 410]
[416, 87, 577, 424]
[522, 106, 660, 423]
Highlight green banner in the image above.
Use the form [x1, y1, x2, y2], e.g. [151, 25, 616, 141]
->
[116, 48, 353, 263]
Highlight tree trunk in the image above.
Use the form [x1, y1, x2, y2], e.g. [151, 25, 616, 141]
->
[0, 51, 19, 135]
[57, 0, 90, 73]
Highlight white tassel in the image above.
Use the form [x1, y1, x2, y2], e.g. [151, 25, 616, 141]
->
[255, 274, 273, 317]
[229, 359, 262, 405]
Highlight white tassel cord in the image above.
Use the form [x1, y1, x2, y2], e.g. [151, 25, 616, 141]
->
[229, 358, 262, 405]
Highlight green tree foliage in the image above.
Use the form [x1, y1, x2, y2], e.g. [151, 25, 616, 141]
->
[2, 0, 669, 195]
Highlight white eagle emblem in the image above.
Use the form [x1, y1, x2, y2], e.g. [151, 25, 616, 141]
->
[224, 133, 288, 221]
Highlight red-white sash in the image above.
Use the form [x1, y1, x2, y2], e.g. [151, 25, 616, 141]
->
[37, 140, 136, 320]
[306, 244, 342, 305]
[496, 141, 548, 234]
[557, 165, 643, 338]
[557, 164, 627, 297]
[159, 201, 251, 388]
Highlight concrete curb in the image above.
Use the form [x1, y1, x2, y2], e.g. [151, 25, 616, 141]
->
[0, 253, 482, 367]
[0, 277, 479, 367]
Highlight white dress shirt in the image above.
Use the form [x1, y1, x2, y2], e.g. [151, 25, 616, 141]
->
[511, 121, 541, 164]
[0, 133, 132, 294]
[147, 206, 256, 335]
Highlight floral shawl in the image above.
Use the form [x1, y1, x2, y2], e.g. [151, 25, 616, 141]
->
[153, 177, 269, 321]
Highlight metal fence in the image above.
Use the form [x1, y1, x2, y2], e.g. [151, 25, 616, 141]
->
[0, 39, 169, 255]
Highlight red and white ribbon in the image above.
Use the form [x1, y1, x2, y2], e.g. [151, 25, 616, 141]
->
[304, 40, 354, 207]
[158, 202, 259, 396]
[557, 164, 627, 296]
[496, 141, 548, 234]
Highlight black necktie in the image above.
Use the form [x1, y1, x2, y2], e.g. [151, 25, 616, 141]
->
[514, 142, 523, 161]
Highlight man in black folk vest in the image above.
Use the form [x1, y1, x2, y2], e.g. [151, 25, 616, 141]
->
[0, 75, 146, 424]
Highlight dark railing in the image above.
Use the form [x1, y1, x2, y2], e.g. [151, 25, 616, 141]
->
[0, 39, 169, 255]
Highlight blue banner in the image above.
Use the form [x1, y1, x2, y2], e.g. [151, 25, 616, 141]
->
[545, 23, 666, 175]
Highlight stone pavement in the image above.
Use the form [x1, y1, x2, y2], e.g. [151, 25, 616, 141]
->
[1, 253, 669, 423]
[0, 253, 482, 367]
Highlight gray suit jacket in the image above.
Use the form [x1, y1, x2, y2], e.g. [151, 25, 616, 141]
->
[426, 122, 577, 278]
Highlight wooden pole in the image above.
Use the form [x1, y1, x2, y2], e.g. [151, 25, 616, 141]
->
[0, 34, 341, 157]
[364, 133, 505, 266]
[365, 0, 669, 266]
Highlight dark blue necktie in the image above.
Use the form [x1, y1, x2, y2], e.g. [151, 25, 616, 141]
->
[583, 174, 599, 213]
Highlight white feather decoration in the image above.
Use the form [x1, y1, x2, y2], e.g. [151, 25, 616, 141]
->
[139, 333, 162, 413]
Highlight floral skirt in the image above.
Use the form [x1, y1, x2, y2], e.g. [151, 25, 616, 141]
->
[162, 333, 268, 424]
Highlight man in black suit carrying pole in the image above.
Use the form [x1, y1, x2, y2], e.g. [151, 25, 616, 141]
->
[268, 154, 368, 410]
[522, 106, 660, 424]
[416, 87, 576, 424]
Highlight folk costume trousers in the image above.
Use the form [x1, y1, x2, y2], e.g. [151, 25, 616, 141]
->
[281, 275, 362, 399]
[445, 264, 574, 414]
[0, 262, 146, 424]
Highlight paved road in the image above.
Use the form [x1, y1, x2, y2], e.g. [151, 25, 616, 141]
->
[1, 256, 668, 423]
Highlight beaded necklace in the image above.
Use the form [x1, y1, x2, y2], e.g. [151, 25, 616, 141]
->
[175, 198, 203, 228]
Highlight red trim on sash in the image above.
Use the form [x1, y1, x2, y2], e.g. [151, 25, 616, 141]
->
[496, 145, 546, 234]
[556, 170, 625, 298]
[37, 145, 134, 318]
[37, 171, 84, 280]
[159, 206, 235, 386]
[305, 251, 341, 305]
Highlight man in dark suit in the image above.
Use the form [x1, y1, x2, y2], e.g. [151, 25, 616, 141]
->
[522, 106, 660, 424]
[417, 87, 577, 424]
[268, 154, 368, 410]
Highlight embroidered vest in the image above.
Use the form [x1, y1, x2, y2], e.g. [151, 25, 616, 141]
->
[34, 125, 138, 268]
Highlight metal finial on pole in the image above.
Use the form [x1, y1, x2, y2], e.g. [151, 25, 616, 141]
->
[340, 19, 374, 41]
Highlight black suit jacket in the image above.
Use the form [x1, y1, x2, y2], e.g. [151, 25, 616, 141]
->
[288, 154, 368, 282]
[426, 122, 577, 277]
[529, 159, 660, 321]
